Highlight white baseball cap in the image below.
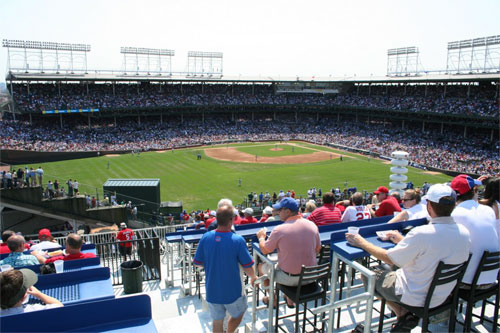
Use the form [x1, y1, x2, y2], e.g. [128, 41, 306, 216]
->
[426, 184, 456, 205]
[263, 206, 273, 215]
[243, 208, 254, 215]
[209, 210, 217, 217]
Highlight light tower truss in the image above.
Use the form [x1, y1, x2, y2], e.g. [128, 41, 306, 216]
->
[446, 35, 500, 74]
[120, 47, 175, 75]
[187, 51, 223, 77]
[387, 47, 420, 76]
[2, 39, 91, 74]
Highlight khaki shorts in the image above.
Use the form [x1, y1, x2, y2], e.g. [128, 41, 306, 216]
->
[374, 268, 402, 303]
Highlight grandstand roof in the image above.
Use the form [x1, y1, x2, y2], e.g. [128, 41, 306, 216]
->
[103, 179, 160, 187]
[6, 71, 500, 84]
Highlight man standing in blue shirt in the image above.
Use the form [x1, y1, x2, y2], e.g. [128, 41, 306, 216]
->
[194, 204, 257, 333]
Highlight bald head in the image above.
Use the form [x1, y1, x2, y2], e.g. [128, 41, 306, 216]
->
[216, 204, 235, 227]
[66, 233, 83, 250]
[7, 235, 25, 252]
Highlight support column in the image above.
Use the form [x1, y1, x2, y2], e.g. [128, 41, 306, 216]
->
[29, 113, 32, 125]
[160, 113, 163, 124]
[112, 82, 115, 97]
[181, 113, 183, 124]
[60, 114, 63, 129]
[402, 120, 405, 129]
[316, 112, 319, 122]
[58, 82, 61, 97]
[337, 112, 340, 122]
[88, 115, 91, 128]
[273, 111, 276, 121]
[295, 111, 297, 123]
[441, 122, 444, 134]
[464, 126, 467, 138]
[467, 84, 471, 99]
[86, 82, 89, 95]
[202, 112, 205, 124]
[252, 112, 254, 121]
[355, 112, 358, 122]
[138, 115, 140, 125]
[424, 83, 428, 97]
[443, 83, 447, 98]
[114, 116, 117, 126]
[231, 112, 234, 122]
[368, 84, 371, 96]
[422, 121, 425, 132]
[491, 129, 494, 142]
[356, 84, 360, 96]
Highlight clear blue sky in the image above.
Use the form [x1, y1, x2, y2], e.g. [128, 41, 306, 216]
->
[1, 0, 499, 82]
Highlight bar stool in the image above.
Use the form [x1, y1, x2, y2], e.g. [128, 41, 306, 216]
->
[377, 259, 469, 333]
[275, 262, 331, 333]
[457, 251, 499, 332]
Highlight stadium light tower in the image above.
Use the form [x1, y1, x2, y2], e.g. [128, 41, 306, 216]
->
[187, 51, 223, 77]
[2, 39, 91, 74]
[120, 47, 175, 75]
[387, 47, 419, 76]
[446, 35, 500, 74]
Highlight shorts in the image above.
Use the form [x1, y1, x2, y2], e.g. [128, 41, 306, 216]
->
[119, 246, 132, 256]
[208, 295, 248, 321]
[374, 268, 402, 303]
[275, 267, 301, 287]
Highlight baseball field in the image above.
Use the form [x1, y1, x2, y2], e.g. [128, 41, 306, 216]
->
[23, 141, 452, 212]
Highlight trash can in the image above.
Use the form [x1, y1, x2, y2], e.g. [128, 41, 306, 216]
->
[121, 260, 143, 294]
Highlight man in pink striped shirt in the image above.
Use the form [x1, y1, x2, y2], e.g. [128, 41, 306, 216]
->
[308, 192, 342, 226]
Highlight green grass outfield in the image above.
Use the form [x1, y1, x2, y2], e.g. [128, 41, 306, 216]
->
[21, 141, 452, 212]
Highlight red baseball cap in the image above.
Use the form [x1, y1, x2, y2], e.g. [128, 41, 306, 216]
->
[38, 228, 51, 239]
[374, 186, 389, 194]
[451, 174, 482, 196]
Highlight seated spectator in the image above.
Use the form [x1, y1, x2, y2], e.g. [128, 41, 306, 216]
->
[38, 233, 96, 264]
[240, 208, 257, 225]
[367, 186, 402, 217]
[479, 177, 500, 248]
[388, 189, 428, 224]
[265, 207, 282, 223]
[346, 184, 471, 331]
[302, 201, 316, 219]
[205, 211, 217, 229]
[0, 231, 31, 254]
[29, 229, 62, 252]
[307, 192, 342, 226]
[0, 235, 42, 268]
[259, 206, 273, 223]
[450, 174, 499, 288]
[0, 269, 63, 316]
[341, 192, 371, 222]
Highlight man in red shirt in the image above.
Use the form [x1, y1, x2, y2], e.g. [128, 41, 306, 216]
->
[117, 222, 135, 260]
[368, 186, 402, 217]
[39, 233, 96, 263]
[307, 192, 342, 226]
[240, 208, 258, 225]
[205, 211, 217, 229]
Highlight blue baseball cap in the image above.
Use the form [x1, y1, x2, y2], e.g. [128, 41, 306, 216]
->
[272, 197, 299, 212]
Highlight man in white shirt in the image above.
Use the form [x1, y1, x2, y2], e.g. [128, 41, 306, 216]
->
[450, 174, 499, 287]
[341, 192, 371, 222]
[36, 167, 43, 187]
[29, 229, 62, 252]
[346, 184, 470, 331]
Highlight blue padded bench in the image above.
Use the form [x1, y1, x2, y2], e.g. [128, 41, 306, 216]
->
[0, 294, 157, 332]
[26, 267, 114, 306]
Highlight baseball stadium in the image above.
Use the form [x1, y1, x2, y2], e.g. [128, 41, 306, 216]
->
[0, 8, 499, 332]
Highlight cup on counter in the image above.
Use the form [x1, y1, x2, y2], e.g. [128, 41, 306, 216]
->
[54, 260, 64, 273]
[347, 226, 360, 235]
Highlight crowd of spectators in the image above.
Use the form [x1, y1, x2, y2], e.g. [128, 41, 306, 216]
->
[1, 117, 498, 175]
[10, 83, 499, 117]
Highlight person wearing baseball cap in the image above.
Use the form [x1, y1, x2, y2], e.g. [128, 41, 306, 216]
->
[367, 186, 402, 218]
[116, 223, 135, 261]
[29, 228, 62, 252]
[240, 208, 257, 225]
[256, 197, 321, 307]
[0, 268, 63, 315]
[346, 184, 470, 331]
[259, 206, 273, 223]
[451, 174, 499, 288]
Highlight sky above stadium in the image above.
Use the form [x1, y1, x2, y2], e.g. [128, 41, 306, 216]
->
[1, 0, 499, 83]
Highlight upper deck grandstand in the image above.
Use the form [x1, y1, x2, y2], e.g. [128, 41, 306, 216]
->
[1, 72, 499, 175]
